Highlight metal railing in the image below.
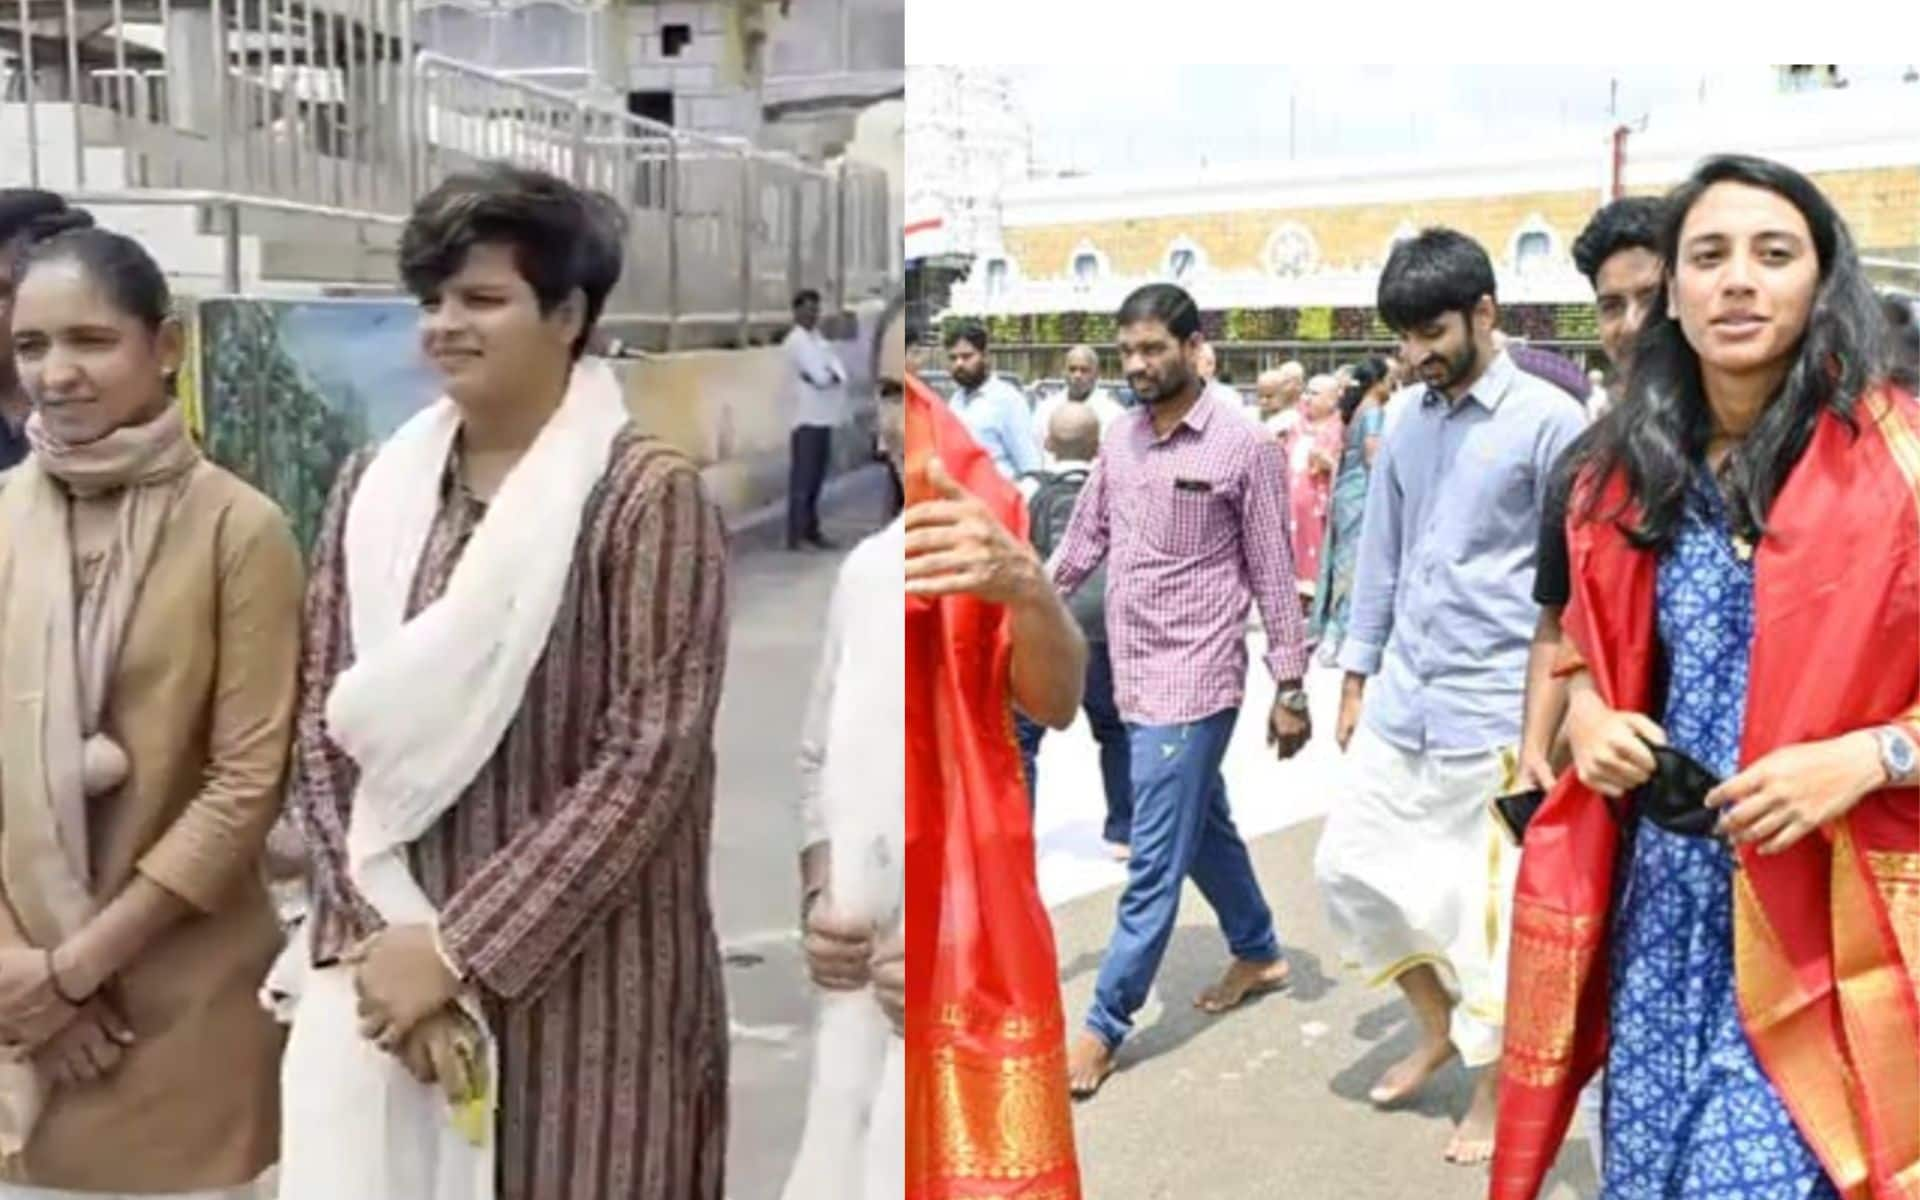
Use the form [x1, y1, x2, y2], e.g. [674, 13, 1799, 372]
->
[1, 0, 894, 345]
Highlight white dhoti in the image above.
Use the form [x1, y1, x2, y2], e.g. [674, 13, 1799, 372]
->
[1313, 723, 1519, 1067]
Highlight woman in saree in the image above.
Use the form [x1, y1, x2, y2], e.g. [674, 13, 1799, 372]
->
[1307, 356, 1390, 659]
[1495, 154, 1919, 1200]
[1286, 372, 1344, 609]
[901, 363, 1086, 1198]
[0, 228, 301, 1196]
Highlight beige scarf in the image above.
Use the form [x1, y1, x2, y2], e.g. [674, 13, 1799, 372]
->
[0, 403, 199, 1154]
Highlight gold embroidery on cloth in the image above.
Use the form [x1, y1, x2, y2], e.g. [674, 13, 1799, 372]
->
[1504, 903, 1605, 1086]
[1864, 851, 1920, 1017]
[923, 1042, 1078, 1182]
[932, 1002, 1052, 1044]
[1732, 863, 1873, 1196]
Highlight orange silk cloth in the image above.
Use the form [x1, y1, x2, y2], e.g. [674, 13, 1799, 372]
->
[902, 374, 1082, 1199]
[1493, 388, 1920, 1200]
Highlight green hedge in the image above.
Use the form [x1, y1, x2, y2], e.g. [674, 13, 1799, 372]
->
[944, 303, 1601, 346]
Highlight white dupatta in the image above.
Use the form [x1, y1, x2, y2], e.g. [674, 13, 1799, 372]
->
[781, 523, 905, 1200]
[273, 360, 627, 1200]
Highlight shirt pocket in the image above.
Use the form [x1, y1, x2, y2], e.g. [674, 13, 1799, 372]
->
[1138, 472, 1235, 558]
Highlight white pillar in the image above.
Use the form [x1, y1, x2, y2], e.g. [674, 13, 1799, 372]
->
[166, 8, 221, 135]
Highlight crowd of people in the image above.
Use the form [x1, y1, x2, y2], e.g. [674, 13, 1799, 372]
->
[906, 152, 1919, 1199]
[0, 169, 911, 1200]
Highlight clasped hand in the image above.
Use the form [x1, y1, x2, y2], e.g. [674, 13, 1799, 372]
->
[0, 947, 80, 1051]
[347, 924, 462, 1054]
[804, 899, 904, 1036]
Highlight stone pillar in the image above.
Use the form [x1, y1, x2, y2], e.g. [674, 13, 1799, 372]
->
[165, 8, 222, 134]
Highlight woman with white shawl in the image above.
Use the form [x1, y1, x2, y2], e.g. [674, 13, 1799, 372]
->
[279, 164, 733, 1200]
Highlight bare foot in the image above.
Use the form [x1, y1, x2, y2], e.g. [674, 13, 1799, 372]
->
[1067, 1032, 1116, 1100]
[1195, 956, 1291, 1014]
[1444, 1067, 1499, 1165]
[1368, 1037, 1457, 1108]
[1106, 841, 1131, 862]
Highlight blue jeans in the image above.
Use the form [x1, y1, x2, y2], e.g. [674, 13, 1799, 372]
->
[1017, 640, 1132, 844]
[1085, 708, 1280, 1050]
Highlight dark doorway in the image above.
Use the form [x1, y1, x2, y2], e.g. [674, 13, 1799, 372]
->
[627, 90, 674, 126]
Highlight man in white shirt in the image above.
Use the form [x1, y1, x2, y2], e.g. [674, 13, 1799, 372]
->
[1030, 343, 1123, 462]
[784, 288, 849, 551]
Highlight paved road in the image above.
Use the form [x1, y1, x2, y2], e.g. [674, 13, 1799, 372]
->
[714, 466, 894, 1200]
[1035, 668, 1603, 1200]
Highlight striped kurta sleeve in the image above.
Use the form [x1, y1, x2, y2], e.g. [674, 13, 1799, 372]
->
[438, 457, 730, 1001]
[287, 451, 383, 962]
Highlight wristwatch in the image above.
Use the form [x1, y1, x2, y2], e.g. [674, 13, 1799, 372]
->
[1276, 686, 1310, 716]
[1873, 725, 1919, 786]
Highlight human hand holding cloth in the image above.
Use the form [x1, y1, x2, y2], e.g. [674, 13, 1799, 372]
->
[0, 948, 79, 1049]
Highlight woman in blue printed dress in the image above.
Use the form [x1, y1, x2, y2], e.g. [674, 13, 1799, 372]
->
[1601, 467, 1836, 1199]
[1496, 155, 1920, 1200]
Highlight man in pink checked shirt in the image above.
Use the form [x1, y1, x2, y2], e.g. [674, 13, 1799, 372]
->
[1049, 283, 1312, 1100]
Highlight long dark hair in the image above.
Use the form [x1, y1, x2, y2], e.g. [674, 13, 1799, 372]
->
[1339, 356, 1391, 424]
[1567, 154, 1887, 549]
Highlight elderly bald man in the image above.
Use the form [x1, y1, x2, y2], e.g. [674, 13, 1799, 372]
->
[1255, 362, 1307, 438]
[1032, 343, 1124, 464]
[1014, 400, 1133, 859]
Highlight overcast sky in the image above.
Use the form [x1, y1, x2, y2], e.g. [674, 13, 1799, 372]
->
[1012, 65, 1920, 174]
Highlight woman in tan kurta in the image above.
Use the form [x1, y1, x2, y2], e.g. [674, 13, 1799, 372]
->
[0, 228, 301, 1196]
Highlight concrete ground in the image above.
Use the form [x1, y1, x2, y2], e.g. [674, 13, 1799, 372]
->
[713, 465, 894, 1200]
[1035, 670, 1603, 1200]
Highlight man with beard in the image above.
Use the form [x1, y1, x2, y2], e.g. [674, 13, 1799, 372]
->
[1032, 343, 1123, 459]
[1048, 283, 1311, 1100]
[1314, 228, 1584, 1166]
[945, 319, 1041, 480]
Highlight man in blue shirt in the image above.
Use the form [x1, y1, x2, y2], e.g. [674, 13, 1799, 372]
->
[1313, 228, 1585, 1168]
[943, 320, 1041, 480]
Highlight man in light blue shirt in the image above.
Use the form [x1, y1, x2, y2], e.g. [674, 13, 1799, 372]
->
[1312, 228, 1585, 1168]
[943, 320, 1041, 480]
